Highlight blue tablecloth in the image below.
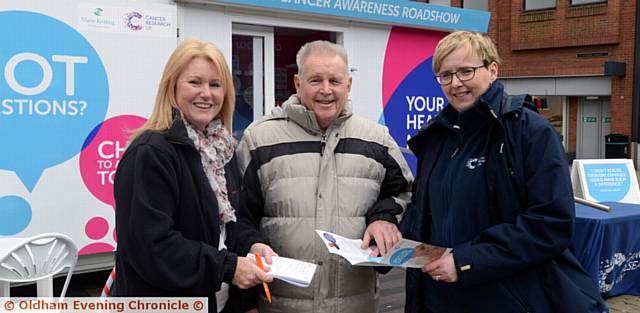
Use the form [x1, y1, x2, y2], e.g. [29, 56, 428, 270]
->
[573, 202, 640, 298]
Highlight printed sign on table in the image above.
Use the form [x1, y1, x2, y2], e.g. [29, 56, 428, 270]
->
[571, 159, 640, 204]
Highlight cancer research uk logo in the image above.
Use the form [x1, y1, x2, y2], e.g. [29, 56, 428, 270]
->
[0, 11, 108, 234]
[124, 11, 172, 31]
[124, 11, 143, 31]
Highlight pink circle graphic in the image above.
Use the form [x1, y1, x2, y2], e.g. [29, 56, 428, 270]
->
[85, 216, 109, 240]
[80, 115, 146, 207]
[79, 243, 116, 255]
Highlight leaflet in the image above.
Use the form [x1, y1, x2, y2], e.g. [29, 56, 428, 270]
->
[247, 254, 317, 288]
[315, 229, 451, 268]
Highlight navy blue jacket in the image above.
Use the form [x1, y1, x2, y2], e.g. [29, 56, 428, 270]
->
[400, 81, 606, 313]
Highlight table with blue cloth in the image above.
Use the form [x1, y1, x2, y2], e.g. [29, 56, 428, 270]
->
[573, 202, 640, 298]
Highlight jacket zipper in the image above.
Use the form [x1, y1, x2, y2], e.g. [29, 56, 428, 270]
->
[320, 135, 327, 156]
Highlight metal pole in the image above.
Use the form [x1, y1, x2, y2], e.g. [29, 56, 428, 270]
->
[574, 197, 612, 212]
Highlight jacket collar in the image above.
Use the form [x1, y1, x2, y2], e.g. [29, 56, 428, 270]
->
[408, 80, 509, 155]
[165, 112, 195, 147]
[282, 94, 353, 135]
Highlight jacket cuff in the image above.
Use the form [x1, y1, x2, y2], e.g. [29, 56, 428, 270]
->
[223, 252, 238, 284]
[452, 242, 474, 285]
[365, 198, 403, 225]
[366, 212, 398, 225]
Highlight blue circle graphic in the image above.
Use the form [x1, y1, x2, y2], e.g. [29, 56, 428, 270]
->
[0, 196, 32, 235]
[584, 164, 631, 202]
[0, 11, 109, 191]
[323, 233, 336, 243]
[389, 248, 414, 266]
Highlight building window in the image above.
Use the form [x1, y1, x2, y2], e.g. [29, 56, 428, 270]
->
[428, 0, 451, 6]
[571, 0, 606, 5]
[524, 0, 556, 11]
[536, 96, 564, 137]
[463, 0, 488, 11]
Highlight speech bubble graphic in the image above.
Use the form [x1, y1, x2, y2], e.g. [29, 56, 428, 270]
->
[80, 115, 147, 207]
[0, 195, 32, 235]
[0, 11, 109, 191]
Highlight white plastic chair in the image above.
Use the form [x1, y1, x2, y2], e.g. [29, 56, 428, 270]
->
[0, 233, 78, 299]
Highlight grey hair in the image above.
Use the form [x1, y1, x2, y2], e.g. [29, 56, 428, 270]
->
[296, 40, 349, 76]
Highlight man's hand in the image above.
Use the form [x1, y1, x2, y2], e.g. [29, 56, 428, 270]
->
[250, 243, 278, 264]
[422, 253, 458, 283]
[361, 220, 402, 256]
[232, 256, 273, 289]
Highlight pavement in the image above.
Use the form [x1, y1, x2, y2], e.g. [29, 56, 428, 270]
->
[378, 268, 640, 313]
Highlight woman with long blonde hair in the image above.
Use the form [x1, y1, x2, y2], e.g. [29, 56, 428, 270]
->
[113, 39, 276, 313]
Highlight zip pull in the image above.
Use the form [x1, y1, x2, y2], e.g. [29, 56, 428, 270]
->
[320, 135, 327, 156]
[450, 146, 459, 159]
[499, 142, 504, 154]
[451, 125, 461, 159]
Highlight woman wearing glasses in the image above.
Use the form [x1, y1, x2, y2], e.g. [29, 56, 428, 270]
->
[399, 31, 606, 313]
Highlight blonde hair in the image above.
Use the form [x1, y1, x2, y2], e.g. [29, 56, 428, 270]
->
[432, 31, 501, 74]
[296, 40, 349, 76]
[130, 38, 235, 142]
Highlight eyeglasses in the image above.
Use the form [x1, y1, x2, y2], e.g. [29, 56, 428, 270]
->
[435, 65, 486, 85]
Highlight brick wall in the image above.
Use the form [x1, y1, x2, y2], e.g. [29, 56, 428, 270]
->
[490, 0, 636, 152]
[411, 0, 636, 152]
[569, 96, 578, 156]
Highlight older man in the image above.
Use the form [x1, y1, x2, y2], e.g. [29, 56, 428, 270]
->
[236, 40, 413, 313]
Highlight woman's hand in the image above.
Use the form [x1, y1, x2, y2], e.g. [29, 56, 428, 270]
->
[232, 256, 273, 289]
[250, 243, 278, 264]
[422, 253, 458, 283]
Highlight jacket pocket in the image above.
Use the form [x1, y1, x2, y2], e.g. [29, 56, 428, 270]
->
[500, 278, 530, 312]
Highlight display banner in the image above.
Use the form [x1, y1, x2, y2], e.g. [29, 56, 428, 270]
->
[381, 27, 447, 173]
[208, 0, 490, 32]
[0, 1, 176, 255]
[572, 159, 640, 204]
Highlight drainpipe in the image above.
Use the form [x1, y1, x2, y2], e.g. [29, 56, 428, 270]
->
[632, 1, 640, 164]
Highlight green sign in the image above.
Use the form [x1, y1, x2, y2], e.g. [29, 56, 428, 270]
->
[583, 117, 597, 123]
[604, 117, 611, 123]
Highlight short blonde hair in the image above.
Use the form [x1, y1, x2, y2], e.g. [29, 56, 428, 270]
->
[130, 39, 235, 142]
[432, 31, 501, 74]
[296, 40, 349, 76]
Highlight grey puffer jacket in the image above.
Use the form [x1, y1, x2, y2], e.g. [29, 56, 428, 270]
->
[236, 95, 413, 313]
